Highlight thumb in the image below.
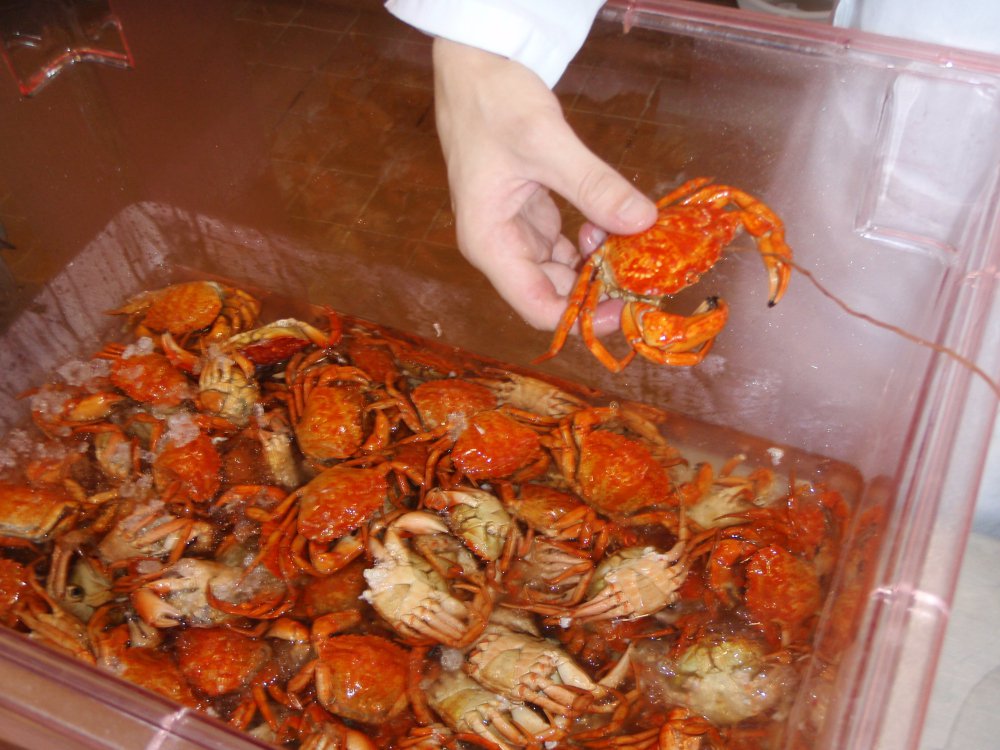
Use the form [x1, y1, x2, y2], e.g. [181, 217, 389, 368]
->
[538, 125, 657, 235]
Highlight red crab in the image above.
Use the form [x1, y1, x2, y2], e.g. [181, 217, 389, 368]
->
[535, 178, 792, 372]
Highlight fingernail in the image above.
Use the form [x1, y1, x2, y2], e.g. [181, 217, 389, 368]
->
[616, 195, 656, 232]
[580, 227, 607, 255]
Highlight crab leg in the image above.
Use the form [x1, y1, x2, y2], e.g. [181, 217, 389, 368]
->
[580, 280, 635, 373]
[656, 176, 712, 209]
[533, 251, 602, 364]
[681, 184, 792, 305]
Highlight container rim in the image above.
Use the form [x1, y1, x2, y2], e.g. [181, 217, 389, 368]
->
[603, 0, 1000, 75]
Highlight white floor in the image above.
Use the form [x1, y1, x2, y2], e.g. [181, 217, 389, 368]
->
[921, 420, 1000, 749]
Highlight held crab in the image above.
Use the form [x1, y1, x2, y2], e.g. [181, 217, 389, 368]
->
[535, 178, 793, 372]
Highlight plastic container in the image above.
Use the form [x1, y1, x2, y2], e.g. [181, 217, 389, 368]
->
[1, 0, 999, 748]
[832, 0, 1000, 56]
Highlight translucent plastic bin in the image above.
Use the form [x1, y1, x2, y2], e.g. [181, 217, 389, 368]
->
[1, 1, 999, 749]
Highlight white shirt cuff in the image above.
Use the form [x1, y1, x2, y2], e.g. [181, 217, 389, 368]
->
[385, 0, 605, 88]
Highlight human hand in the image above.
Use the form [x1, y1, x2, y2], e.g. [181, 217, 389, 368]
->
[432, 38, 657, 333]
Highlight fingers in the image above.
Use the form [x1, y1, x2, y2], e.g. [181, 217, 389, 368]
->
[456, 186, 583, 331]
[525, 119, 657, 236]
[590, 298, 624, 337]
[430, 39, 645, 335]
[474, 225, 620, 336]
[578, 222, 607, 258]
[477, 244, 581, 331]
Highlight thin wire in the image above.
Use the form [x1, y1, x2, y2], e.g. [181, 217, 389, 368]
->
[777, 256, 1000, 400]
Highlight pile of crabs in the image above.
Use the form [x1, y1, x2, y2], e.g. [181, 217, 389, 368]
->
[0, 281, 850, 750]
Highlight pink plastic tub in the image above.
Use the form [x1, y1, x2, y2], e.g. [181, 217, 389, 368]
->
[1, 1, 998, 748]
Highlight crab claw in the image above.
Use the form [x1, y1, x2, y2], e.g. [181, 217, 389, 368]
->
[160, 332, 199, 374]
[680, 180, 792, 307]
[131, 586, 184, 628]
[621, 298, 729, 369]
[729, 194, 791, 306]
[758, 230, 792, 306]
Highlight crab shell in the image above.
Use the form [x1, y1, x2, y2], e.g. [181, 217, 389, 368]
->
[0, 483, 77, 542]
[465, 624, 612, 718]
[110, 351, 194, 408]
[137, 282, 227, 335]
[427, 670, 560, 750]
[152, 430, 222, 503]
[175, 626, 272, 697]
[311, 634, 410, 723]
[599, 200, 739, 301]
[295, 384, 367, 461]
[451, 410, 547, 481]
[411, 378, 498, 431]
[575, 429, 674, 516]
[296, 466, 389, 543]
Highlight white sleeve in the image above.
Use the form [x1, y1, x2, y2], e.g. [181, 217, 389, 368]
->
[384, 0, 605, 88]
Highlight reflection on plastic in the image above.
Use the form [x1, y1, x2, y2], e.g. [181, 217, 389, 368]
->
[0, 0, 132, 97]
[858, 73, 1000, 258]
[735, 0, 835, 22]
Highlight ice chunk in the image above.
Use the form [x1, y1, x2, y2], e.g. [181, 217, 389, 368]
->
[121, 337, 155, 359]
[438, 647, 464, 671]
[57, 358, 111, 386]
[163, 412, 200, 447]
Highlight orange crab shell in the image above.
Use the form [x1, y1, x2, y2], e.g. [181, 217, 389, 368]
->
[451, 410, 544, 480]
[744, 544, 821, 632]
[0, 483, 77, 542]
[347, 338, 398, 383]
[139, 282, 226, 335]
[112, 642, 200, 707]
[504, 483, 587, 531]
[152, 431, 222, 503]
[410, 378, 498, 431]
[297, 466, 389, 543]
[312, 634, 409, 723]
[601, 204, 738, 299]
[576, 429, 675, 516]
[175, 627, 272, 697]
[295, 384, 367, 461]
[110, 352, 193, 408]
[296, 557, 369, 620]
